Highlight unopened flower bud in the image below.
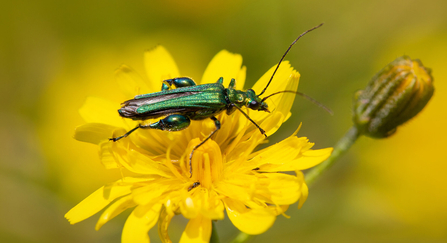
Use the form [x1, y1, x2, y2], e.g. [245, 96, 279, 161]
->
[353, 56, 434, 138]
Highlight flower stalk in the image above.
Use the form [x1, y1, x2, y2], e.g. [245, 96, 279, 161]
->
[210, 222, 220, 243]
[305, 126, 360, 186]
[230, 232, 254, 243]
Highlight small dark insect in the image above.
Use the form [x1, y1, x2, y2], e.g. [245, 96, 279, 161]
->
[188, 182, 201, 191]
[110, 24, 329, 181]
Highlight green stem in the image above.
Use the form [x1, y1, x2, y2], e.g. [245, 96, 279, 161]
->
[210, 221, 220, 243]
[230, 232, 254, 243]
[304, 126, 361, 186]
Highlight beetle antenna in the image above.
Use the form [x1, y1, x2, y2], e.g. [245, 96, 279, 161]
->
[262, 90, 333, 115]
[257, 23, 324, 97]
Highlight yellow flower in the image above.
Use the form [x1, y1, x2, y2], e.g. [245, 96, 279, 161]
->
[65, 46, 332, 243]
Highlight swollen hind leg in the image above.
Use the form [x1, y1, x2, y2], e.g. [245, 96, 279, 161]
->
[110, 114, 191, 142]
[161, 77, 196, 91]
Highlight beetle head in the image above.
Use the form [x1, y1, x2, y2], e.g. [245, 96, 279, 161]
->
[246, 89, 269, 112]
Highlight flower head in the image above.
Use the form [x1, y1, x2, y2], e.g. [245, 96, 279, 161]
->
[66, 46, 332, 242]
[353, 55, 434, 138]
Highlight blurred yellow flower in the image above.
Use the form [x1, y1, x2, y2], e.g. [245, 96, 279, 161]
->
[65, 46, 332, 242]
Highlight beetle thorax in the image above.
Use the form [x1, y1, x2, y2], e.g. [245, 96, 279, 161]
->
[227, 88, 268, 111]
[226, 89, 246, 106]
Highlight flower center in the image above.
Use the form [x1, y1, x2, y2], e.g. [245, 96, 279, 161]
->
[187, 138, 224, 189]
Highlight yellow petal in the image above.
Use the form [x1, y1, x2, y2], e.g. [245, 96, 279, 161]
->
[98, 140, 121, 169]
[126, 149, 175, 177]
[115, 64, 151, 97]
[273, 71, 300, 120]
[252, 61, 295, 97]
[65, 178, 143, 224]
[214, 110, 247, 146]
[201, 50, 243, 86]
[158, 206, 174, 243]
[248, 136, 332, 172]
[95, 194, 136, 230]
[224, 129, 263, 165]
[276, 205, 290, 216]
[74, 123, 116, 145]
[224, 199, 276, 235]
[132, 179, 182, 206]
[179, 215, 212, 243]
[297, 171, 308, 209]
[122, 204, 162, 243]
[200, 192, 225, 220]
[135, 127, 180, 155]
[245, 135, 303, 170]
[79, 96, 123, 127]
[259, 111, 286, 138]
[250, 64, 300, 124]
[99, 130, 173, 172]
[214, 174, 258, 202]
[257, 173, 301, 205]
[144, 46, 180, 92]
[178, 195, 200, 219]
[294, 147, 333, 170]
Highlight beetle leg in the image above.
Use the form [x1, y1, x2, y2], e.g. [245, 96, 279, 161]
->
[189, 116, 221, 177]
[110, 114, 191, 142]
[232, 105, 267, 138]
[228, 78, 236, 88]
[109, 125, 139, 142]
[161, 77, 196, 91]
[217, 77, 235, 88]
[144, 114, 191, 131]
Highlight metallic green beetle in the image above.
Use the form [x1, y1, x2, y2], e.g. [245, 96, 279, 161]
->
[110, 24, 324, 177]
[112, 77, 268, 173]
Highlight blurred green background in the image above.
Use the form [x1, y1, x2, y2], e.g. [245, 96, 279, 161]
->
[1, 0, 446, 242]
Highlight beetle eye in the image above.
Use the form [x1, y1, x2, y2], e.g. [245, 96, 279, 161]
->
[248, 100, 260, 109]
